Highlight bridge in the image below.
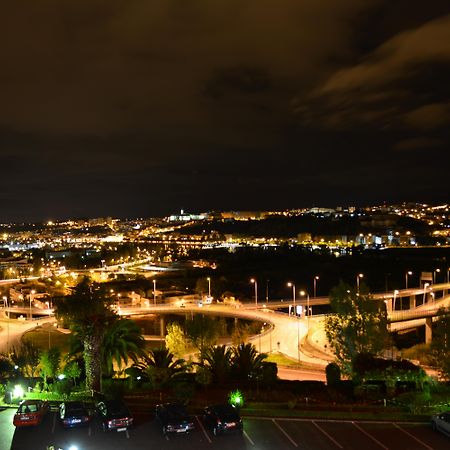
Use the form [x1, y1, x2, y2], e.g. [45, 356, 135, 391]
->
[1, 282, 449, 366]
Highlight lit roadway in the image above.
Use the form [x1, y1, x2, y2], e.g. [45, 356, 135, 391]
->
[119, 303, 332, 379]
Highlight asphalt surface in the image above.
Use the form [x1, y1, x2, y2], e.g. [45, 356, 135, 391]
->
[2, 406, 449, 450]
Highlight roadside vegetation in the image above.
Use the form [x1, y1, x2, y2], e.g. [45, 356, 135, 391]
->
[1, 277, 449, 421]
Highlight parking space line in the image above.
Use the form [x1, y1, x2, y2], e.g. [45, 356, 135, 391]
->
[272, 419, 298, 447]
[352, 422, 388, 449]
[195, 415, 212, 444]
[243, 429, 255, 445]
[312, 421, 343, 449]
[125, 429, 130, 439]
[394, 423, 434, 450]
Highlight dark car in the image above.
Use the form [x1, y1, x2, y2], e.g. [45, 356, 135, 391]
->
[431, 411, 450, 437]
[97, 399, 133, 432]
[202, 404, 243, 436]
[155, 402, 195, 435]
[13, 399, 48, 427]
[59, 401, 92, 428]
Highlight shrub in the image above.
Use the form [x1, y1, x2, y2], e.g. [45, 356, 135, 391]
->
[172, 381, 195, 404]
[326, 363, 341, 387]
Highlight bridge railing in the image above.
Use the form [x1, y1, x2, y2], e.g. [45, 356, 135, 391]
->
[388, 306, 450, 323]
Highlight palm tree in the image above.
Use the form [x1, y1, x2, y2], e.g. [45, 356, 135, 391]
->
[134, 347, 186, 390]
[102, 318, 146, 377]
[10, 341, 40, 378]
[231, 343, 267, 381]
[203, 345, 232, 383]
[53, 277, 116, 392]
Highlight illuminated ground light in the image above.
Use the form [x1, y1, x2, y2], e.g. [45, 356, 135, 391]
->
[228, 389, 244, 408]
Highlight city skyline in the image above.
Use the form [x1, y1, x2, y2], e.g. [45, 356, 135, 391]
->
[1, 1, 449, 221]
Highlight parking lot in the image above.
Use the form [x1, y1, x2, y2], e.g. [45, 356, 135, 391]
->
[2, 407, 449, 450]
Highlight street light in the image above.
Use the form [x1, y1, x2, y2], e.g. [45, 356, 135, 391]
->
[287, 284, 300, 362]
[29, 290, 36, 321]
[287, 282, 296, 316]
[2, 296, 9, 351]
[300, 290, 310, 326]
[423, 283, 429, 305]
[313, 276, 319, 298]
[433, 268, 441, 284]
[356, 274, 364, 292]
[153, 279, 157, 306]
[250, 279, 258, 306]
[207, 277, 211, 297]
[405, 271, 412, 289]
[393, 290, 399, 311]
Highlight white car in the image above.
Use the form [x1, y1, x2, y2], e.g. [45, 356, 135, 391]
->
[431, 411, 450, 437]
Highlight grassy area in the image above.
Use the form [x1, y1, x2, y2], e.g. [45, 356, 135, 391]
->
[266, 352, 322, 371]
[267, 353, 303, 368]
[241, 402, 430, 422]
[23, 326, 70, 352]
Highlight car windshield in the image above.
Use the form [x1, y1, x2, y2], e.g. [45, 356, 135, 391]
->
[66, 403, 86, 414]
[19, 404, 38, 413]
[166, 405, 188, 420]
[107, 403, 130, 416]
[214, 405, 239, 420]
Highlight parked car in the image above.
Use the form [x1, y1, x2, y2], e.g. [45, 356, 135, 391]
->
[155, 402, 195, 435]
[13, 399, 48, 427]
[431, 411, 450, 437]
[202, 404, 243, 436]
[59, 401, 92, 428]
[97, 399, 133, 432]
[48, 401, 61, 412]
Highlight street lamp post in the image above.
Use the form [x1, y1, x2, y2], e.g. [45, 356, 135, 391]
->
[423, 283, 429, 305]
[287, 282, 296, 316]
[153, 279, 157, 306]
[356, 274, 364, 292]
[300, 290, 310, 330]
[250, 279, 258, 306]
[266, 279, 270, 302]
[393, 290, 399, 311]
[405, 271, 412, 289]
[433, 268, 440, 284]
[207, 277, 211, 297]
[29, 290, 36, 321]
[313, 276, 319, 298]
[287, 284, 300, 361]
[2, 296, 9, 351]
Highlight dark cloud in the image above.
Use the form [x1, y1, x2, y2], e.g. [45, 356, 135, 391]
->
[393, 137, 445, 152]
[0, 1, 449, 220]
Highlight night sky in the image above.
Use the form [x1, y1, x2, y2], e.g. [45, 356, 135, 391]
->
[1, 1, 449, 221]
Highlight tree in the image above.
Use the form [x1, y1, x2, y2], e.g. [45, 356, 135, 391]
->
[53, 277, 116, 392]
[39, 347, 61, 388]
[231, 322, 250, 346]
[231, 343, 267, 381]
[10, 341, 40, 378]
[63, 360, 82, 386]
[102, 318, 146, 377]
[429, 310, 450, 379]
[185, 315, 219, 361]
[165, 322, 190, 359]
[324, 281, 389, 375]
[0, 354, 14, 381]
[203, 345, 232, 383]
[134, 348, 186, 390]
